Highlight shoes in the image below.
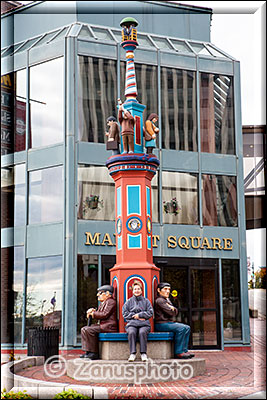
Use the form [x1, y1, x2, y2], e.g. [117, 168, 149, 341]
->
[188, 353, 195, 358]
[141, 353, 148, 362]
[80, 352, 90, 358]
[175, 354, 192, 360]
[128, 151, 133, 154]
[128, 353, 136, 362]
[88, 353, 99, 360]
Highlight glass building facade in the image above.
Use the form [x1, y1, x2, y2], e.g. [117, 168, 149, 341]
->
[1, 1, 249, 351]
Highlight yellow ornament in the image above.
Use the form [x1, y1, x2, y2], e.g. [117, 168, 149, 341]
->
[171, 290, 178, 297]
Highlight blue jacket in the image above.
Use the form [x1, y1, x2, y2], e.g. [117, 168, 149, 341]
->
[122, 295, 153, 328]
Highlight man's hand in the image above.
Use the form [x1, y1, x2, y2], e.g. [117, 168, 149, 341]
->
[167, 304, 175, 311]
[133, 314, 145, 321]
[87, 308, 96, 318]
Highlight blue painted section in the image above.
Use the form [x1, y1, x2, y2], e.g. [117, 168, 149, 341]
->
[126, 216, 142, 233]
[128, 233, 141, 249]
[147, 235, 151, 250]
[117, 235, 122, 250]
[146, 186, 151, 216]
[127, 185, 140, 215]
[117, 187, 121, 217]
[119, 101, 146, 154]
[99, 332, 174, 341]
[124, 274, 147, 302]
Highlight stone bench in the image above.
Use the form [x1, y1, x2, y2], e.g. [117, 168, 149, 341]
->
[99, 332, 174, 360]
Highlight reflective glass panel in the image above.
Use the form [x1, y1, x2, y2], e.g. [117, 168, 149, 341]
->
[120, 62, 158, 124]
[171, 40, 192, 53]
[28, 166, 63, 224]
[161, 67, 197, 151]
[192, 311, 217, 346]
[78, 56, 117, 142]
[162, 266, 188, 310]
[91, 27, 113, 40]
[162, 171, 198, 225]
[78, 165, 115, 221]
[25, 256, 63, 342]
[30, 57, 64, 148]
[191, 269, 216, 308]
[1, 164, 25, 228]
[77, 254, 98, 342]
[1, 246, 24, 344]
[222, 260, 242, 341]
[1, 69, 26, 154]
[152, 37, 172, 50]
[200, 73, 235, 154]
[13, 246, 24, 343]
[202, 174, 237, 227]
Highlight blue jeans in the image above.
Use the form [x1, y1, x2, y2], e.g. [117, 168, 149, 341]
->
[155, 322, 190, 355]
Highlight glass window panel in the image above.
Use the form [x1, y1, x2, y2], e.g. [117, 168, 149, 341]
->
[202, 174, 237, 227]
[206, 45, 227, 58]
[14, 37, 42, 53]
[30, 57, 64, 148]
[171, 40, 192, 53]
[222, 260, 242, 341]
[152, 37, 172, 50]
[91, 27, 113, 41]
[50, 27, 69, 41]
[77, 254, 98, 342]
[25, 256, 63, 342]
[162, 171, 198, 225]
[192, 311, 217, 346]
[2, 43, 24, 56]
[120, 62, 158, 124]
[28, 166, 63, 224]
[1, 246, 24, 344]
[78, 165, 115, 221]
[190, 43, 211, 56]
[1, 164, 26, 228]
[111, 30, 122, 42]
[191, 269, 216, 308]
[78, 56, 117, 143]
[200, 73, 235, 154]
[151, 176, 159, 223]
[1, 69, 27, 154]
[137, 34, 152, 47]
[33, 31, 61, 47]
[13, 246, 24, 343]
[79, 26, 94, 39]
[161, 67, 197, 151]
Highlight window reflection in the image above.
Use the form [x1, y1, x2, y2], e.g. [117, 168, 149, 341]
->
[162, 171, 198, 225]
[161, 67, 197, 151]
[1, 164, 25, 228]
[77, 255, 98, 342]
[78, 165, 115, 221]
[78, 56, 117, 142]
[1, 246, 24, 344]
[26, 256, 62, 341]
[192, 311, 217, 346]
[202, 174, 237, 227]
[28, 166, 63, 224]
[1, 70, 26, 154]
[222, 260, 242, 341]
[200, 73, 235, 154]
[30, 58, 63, 148]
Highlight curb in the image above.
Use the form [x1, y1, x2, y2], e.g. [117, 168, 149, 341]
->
[1, 357, 108, 399]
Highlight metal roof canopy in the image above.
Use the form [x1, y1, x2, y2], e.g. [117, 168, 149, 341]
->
[1, 21, 235, 61]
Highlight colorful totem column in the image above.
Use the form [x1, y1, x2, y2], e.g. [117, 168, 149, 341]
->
[106, 17, 160, 333]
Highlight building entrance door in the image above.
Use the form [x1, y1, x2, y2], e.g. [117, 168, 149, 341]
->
[156, 258, 221, 349]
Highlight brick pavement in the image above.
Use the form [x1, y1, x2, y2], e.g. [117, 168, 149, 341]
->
[14, 318, 266, 399]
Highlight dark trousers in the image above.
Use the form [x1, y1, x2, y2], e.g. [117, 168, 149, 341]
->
[81, 324, 100, 353]
[126, 325, 150, 354]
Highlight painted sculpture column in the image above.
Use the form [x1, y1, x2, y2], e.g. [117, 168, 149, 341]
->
[106, 17, 160, 332]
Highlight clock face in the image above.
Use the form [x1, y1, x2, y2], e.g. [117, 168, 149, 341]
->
[146, 217, 152, 234]
[127, 217, 142, 233]
[116, 218, 122, 235]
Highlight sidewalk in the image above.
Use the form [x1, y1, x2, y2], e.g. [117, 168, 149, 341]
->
[8, 317, 267, 399]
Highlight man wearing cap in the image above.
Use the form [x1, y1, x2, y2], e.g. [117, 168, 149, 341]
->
[106, 116, 120, 155]
[118, 101, 135, 154]
[80, 285, 117, 360]
[154, 282, 195, 360]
